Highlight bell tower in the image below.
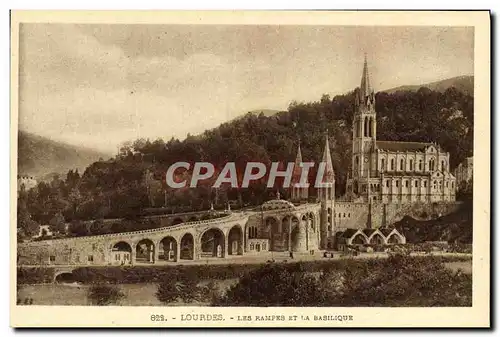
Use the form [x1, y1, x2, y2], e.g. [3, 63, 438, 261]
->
[351, 54, 377, 199]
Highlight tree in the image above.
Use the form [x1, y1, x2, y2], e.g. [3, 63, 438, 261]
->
[49, 212, 66, 234]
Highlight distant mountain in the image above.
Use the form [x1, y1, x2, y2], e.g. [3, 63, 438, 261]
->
[17, 131, 110, 180]
[383, 75, 474, 96]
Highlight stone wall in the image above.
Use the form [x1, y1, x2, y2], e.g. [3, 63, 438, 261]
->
[333, 201, 462, 231]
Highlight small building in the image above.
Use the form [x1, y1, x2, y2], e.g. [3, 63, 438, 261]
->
[335, 228, 406, 252]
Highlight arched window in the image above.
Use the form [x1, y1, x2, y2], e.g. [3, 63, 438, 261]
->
[400, 159, 404, 171]
[396, 180, 399, 187]
[405, 180, 408, 188]
[381, 158, 385, 171]
[409, 159, 413, 171]
[441, 160, 445, 171]
[415, 180, 418, 187]
[429, 159, 435, 171]
[369, 117, 373, 137]
[419, 160, 423, 171]
[364, 117, 368, 137]
[386, 180, 389, 188]
[424, 181, 427, 188]
[391, 159, 395, 171]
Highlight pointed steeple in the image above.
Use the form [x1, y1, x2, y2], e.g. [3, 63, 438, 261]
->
[295, 142, 303, 164]
[321, 132, 335, 182]
[360, 53, 373, 99]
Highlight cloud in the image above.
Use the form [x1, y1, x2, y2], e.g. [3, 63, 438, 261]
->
[18, 24, 474, 153]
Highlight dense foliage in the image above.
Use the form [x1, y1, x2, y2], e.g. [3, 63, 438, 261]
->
[215, 254, 472, 307]
[87, 284, 125, 306]
[17, 87, 473, 237]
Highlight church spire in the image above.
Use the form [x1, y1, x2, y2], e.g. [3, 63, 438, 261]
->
[321, 132, 335, 182]
[295, 142, 303, 164]
[360, 53, 373, 99]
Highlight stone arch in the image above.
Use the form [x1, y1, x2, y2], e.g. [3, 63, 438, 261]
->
[228, 225, 243, 255]
[171, 217, 183, 226]
[351, 233, 368, 245]
[54, 272, 75, 283]
[179, 233, 194, 260]
[387, 232, 404, 244]
[136, 239, 155, 263]
[266, 216, 282, 251]
[200, 228, 225, 258]
[111, 241, 132, 265]
[369, 232, 385, 246]
[291, 217, 307, 252]
[159, 236, 177, 262]
[307, 212, 315, 231]
[281, 215, 292, 251]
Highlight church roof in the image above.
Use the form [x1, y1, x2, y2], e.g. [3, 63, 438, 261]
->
[376, 140, 434, 152]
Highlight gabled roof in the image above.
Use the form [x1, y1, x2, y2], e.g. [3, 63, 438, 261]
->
[376, 141, 434, 152]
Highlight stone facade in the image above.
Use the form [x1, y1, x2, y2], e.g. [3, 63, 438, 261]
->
[345, 56, 456, 203]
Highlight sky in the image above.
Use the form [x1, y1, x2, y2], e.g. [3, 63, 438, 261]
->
[18, 24, 474, 154]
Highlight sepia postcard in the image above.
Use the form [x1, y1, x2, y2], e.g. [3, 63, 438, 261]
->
[10, 10, 490, 328]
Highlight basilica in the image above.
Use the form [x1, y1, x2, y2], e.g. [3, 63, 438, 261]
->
[344, 56, 456, 204]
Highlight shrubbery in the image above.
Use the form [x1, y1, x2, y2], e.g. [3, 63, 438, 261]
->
[214, 254, 472, 307]
[87, 284, 125, 306]
[17, 267, 55, 284]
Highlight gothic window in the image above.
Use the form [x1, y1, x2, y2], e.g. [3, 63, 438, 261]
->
[381, 158, 385, 171]
[396, 180, 399, 187]
[429, 159, 435, 171]
[249, 226, 257, 239]
[409, 159, 413, 171]
[452, 182, 454, 189]
[343, 213, 346, 218]
[386, 180, 389, 188]
[424, 181, 427, 188]
[250, 243, 254, 250]
[446, 181, 449, 188]
[358, 119, 362, 137]
[400, 159, 404, 171]
[88, 255, 94, 262]
[369, 117, 373, 137]
[405, 180, 409, 188]
[419, 160, 423, 171]
[433, 181, 437, 189]
[441, 160, 446, 171]
[415, 180, 418, 187]
[391, 159, 395, 171]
